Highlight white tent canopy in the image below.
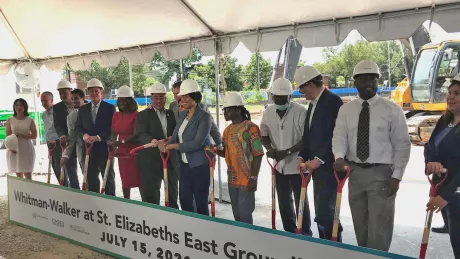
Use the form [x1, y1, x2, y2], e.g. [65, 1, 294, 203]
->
[1, 0, 460, 74]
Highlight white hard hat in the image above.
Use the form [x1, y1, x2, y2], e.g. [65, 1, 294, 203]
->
[294, 66, 321, 87]
[178, 79, 200, 96]
[5, 134, 18, 152]
[87, 78, 104, 90]
[452, 74, 460, 82]
[150, 83, 167, 94]
[270, 78, 293, 96]
[353, 60, 381, 79]
[223, 93, 245, 108]
[56, 80, 72, 90]
[117, 85, 134, 98]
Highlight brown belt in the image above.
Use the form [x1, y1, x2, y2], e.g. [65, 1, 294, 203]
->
[348, 161, 388, 169]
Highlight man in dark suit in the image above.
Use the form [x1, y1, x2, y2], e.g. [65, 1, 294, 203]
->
[53, 80, 79, 189]
[135, 83, 179, 207]
[75, 78, 116, 195]
[295, 66, 344, 241]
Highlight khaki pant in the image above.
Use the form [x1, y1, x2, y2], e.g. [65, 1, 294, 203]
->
[348, 163, 395, 252]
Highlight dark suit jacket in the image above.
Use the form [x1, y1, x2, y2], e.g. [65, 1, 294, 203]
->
[424, 118, 460, 203]
[75, 101, 116, 152]
[53, 101, 70, 138]
[135, 108, 178, 167]
[169, 101, 222, 145]
[299, 89, 343, 167]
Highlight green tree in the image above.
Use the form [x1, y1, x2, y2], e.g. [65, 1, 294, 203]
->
[297, 60, 306, 67]
[74, 57, 156, 97]
[188, 56, 244, 92]
[242, 53, 273, 90]
[312, 40, 408, 87]
[74, 60, 127, 97]
[150, 48, 202, 85]
[373, 41, 411, 85]
[132, 64, 158, 96]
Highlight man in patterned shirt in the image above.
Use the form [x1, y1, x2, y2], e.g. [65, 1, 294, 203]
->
[217, 93, 264, 224]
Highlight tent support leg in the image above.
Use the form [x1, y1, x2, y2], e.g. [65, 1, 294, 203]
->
[214, 40, 223, 202]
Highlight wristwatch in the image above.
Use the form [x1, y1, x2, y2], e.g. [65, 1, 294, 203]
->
[250, 176, 258, 181]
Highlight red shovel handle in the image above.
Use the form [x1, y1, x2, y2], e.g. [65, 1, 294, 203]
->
[47, 142, 57, 155]
[266, 157, 279, 175]
[160, 150, 170, 167]
[300, 169, 313, 187]
[129, 143, 155, 155]
[204, 146, 217, 167]
[334, 166, 351, 193]
[425, 168, 448, 197]
[108, 143, 117, 159]
[85, 142, 93, 153]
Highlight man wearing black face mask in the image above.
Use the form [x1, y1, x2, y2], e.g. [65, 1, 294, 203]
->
[332, 60, 411, 251]
[260, 78, 309, 235]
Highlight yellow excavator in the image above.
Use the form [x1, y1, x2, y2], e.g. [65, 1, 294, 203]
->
[391, 39, 460, 145]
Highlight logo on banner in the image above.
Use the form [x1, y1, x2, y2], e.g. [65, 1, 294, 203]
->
[32, 212, 48, 220]
[70, 224, 89, 235]
[52, 218, 64, 228]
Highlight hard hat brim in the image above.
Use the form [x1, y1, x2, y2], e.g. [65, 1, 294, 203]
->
[222, 104, 244, 108]
[353, 73, 381, 79]
[178, 90, 199, 96]
[87, 86, 104, 90]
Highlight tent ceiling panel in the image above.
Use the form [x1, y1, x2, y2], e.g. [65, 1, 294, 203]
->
[0, 62, 13, 75]
[0, 15, 25, 60]
[338, 10, 432, 42]
[1, 0, 460, 72]
[431, 6, 460, 33]
[186, 0, 456, 33]
[101, 52, 127, 68]
[193, 39, 216, 56]
[158, 42, 193, 61]
[38, 59, 67, 72]
[296, 24, 338, 48]
[0, 0, 210, 58]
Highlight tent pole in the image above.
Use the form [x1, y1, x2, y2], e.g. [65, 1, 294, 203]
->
[128, 61, 133, 88]
[214, 40, 223, 202]
[32, 83, 42, 173]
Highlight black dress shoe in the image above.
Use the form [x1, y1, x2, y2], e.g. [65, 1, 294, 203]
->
[431, 225, 449, 234]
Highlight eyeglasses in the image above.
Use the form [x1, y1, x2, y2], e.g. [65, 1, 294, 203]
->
[354, 74, 378, 82]
[222, 107, 239, 113]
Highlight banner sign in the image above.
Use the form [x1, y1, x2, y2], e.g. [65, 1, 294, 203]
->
[7, 176, 414, 259]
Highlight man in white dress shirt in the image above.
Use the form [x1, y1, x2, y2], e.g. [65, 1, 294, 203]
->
[332, 60, 411, 251]
[260, 78, 309, 235]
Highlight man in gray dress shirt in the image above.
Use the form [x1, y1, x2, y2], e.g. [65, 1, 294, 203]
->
[332, 60, 411, 251]
[41, 91, 70, 186]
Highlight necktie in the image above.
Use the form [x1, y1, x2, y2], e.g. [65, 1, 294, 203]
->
[357, 101, 370, 161]
[305, 102, 313, 130]
[92, 105, 98, 124]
